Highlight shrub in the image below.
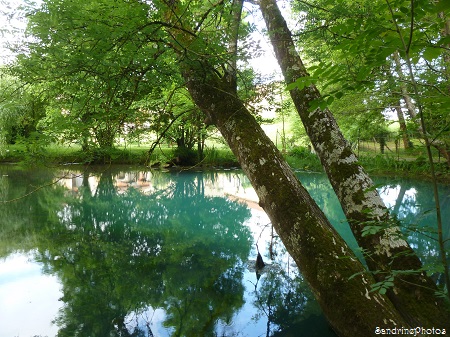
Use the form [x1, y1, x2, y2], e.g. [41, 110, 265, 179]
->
[172, 146, 198, 166]
[285, 146, 323, 172]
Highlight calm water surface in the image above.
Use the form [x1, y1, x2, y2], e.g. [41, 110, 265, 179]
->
[0, 166, 448, 337]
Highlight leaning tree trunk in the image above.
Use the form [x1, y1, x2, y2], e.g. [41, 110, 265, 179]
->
[387, 58, 412, 150]
[393, 51, 417, 121]
[181, 60, 409, 336]
[258, 0, 450, 327]
[161, 1, 411, 335]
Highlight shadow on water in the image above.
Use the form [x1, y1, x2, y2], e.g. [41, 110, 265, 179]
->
[0, 166, 341, 337]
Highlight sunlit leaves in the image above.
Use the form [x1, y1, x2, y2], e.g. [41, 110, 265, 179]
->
[292, 0, 449, 89]
[288, 0, 450, 155]
[422, 46, 443, 62]
[286, 76, 317, 91]
[13, 0, 175, 151]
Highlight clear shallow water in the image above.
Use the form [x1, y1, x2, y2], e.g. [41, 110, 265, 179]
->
[0, 166, 448, 337]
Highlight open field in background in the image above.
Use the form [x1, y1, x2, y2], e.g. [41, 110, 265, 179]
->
[0, 141, 238, 167]
[0, 136, 448, 182]
[356, 140, 443, 161]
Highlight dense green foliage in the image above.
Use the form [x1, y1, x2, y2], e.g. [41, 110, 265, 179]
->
[1, 0, 448, 169]
[0, 73, 46, 150]
[289, 0, 450, 160]
[1, 0, 263, 163]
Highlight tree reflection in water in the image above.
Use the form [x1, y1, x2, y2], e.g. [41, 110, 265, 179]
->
[0, 167, 257, 336]
[246, 231, 335, 337]
[0, 167, 447, 336]
[38, 169, 256, 336]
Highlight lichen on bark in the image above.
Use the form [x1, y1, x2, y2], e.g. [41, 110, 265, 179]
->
[163, 0, 448, 332]
[258, 0, 450, 327]
[181, 65, 411, 336]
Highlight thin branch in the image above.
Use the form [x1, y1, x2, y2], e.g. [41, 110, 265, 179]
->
[137, 20, 198, 39]
[292, 24, 329, 37]
[0, 174, 71, 204]
[406, 0, 414, 54]
[147, 108, 195, 157]
[295, 0, 332, 13]
[194, 0, 226, 33]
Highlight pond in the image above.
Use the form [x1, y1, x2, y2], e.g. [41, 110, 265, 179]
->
[0, 165, 448, 337]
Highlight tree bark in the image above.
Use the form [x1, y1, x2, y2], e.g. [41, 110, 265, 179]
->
[387, 55, 412, 150]
[394, 104, 411, 150]
[258, 0, 450, 327]
[162, 1, 411, 335]
[225, 0, 244, 92]
[181, 60, 409, 336]
[393, 52, 417, 120]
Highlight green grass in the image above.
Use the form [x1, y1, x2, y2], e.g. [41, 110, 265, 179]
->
[0, 141, 448, 181]
[285, 146, 323, 172]
[0, 143, 151, 165]
[0, 143, 240, 167]
[355, 139, 443, 161]
[202, 147, 239, 167]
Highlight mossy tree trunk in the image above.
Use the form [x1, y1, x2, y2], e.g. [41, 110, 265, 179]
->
[181, 59, 409, 336]
[161, 1, 411, 335]
[258, 0, 450, 327]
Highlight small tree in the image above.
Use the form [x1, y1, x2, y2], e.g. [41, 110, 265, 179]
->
[0, 72, 46, 151]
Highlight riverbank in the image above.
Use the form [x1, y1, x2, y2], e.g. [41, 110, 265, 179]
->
[0, 144, 448, 183]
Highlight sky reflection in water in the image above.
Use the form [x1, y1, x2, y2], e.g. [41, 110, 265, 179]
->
[0, 167, 447, 337]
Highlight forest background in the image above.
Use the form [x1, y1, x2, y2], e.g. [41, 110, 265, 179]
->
[0, 0, 448, 180]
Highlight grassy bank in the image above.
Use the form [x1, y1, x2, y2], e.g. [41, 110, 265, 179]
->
[284, 146, 449, 182]
[0, 143, 448, 181]
[0, 143, 240, 168]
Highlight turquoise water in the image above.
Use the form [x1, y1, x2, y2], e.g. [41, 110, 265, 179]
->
[0, 166, 448, 337]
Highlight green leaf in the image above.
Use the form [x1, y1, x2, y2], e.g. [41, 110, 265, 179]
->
[307, 99, 321, 112]
[326, 96, 334, 106]
[399, 7, 409, 14]
[286, 82, 300, 91]
[356, 66, 372, 81]
[329, 22, 352, 35]
[319, 99, 328, 110]
[422, 47, 442, 62]
[287, 77, 317, 91]
[437, 36, 450, 46]
[436, 0, 450, 12]
[378, 287, 387, 295]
